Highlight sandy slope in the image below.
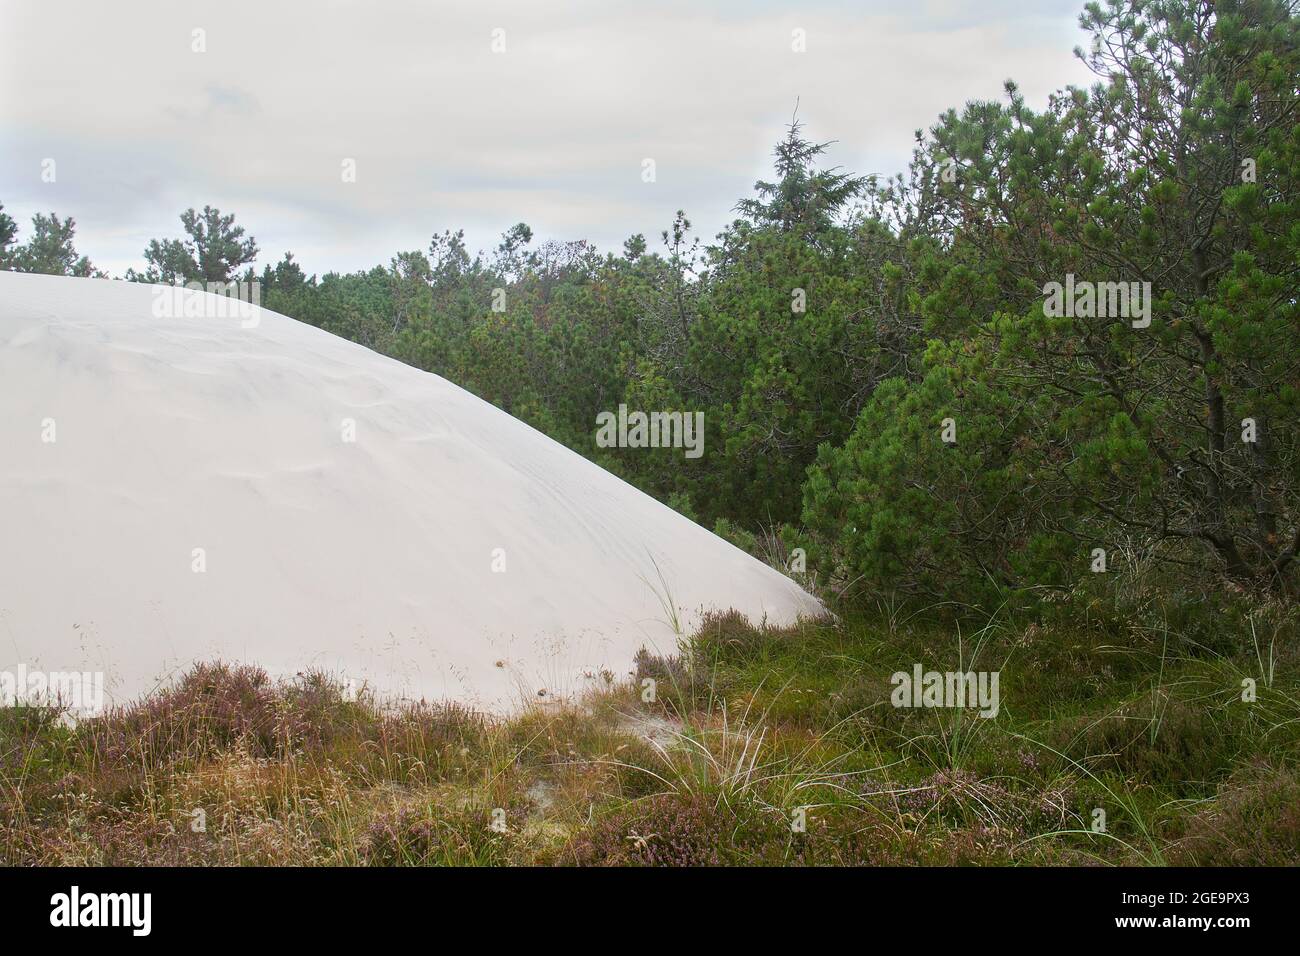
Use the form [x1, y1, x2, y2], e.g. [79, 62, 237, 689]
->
[0, 273, 822, 710]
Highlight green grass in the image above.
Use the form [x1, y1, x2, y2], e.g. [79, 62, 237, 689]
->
[2, 606, 1297, 866]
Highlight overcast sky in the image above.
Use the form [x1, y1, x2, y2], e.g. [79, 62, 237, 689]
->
[1, 0, 1094, 278]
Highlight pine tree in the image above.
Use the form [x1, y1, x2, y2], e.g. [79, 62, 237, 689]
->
[0, 201, 16, 267]
[129, 205, 258, 284]
[734, 113, 868, 242]
[8, 212, 98, 277]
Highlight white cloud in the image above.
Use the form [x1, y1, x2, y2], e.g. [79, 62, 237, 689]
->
[0, 0, 1092, 276]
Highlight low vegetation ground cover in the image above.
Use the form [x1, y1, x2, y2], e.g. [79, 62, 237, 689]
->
[3, 599, 1295, 866]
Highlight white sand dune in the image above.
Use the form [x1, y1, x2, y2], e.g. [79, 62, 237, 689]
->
[0, 272, 822, 711]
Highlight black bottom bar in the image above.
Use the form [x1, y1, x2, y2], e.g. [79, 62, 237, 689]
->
[0, 866, 1283, 941]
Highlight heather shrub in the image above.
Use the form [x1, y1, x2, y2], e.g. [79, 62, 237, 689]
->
[360, 803, 520, 866]
[72, 663, 488, 781]
[689, 610, 782, 668]
[80, 663, 283, 769]
[1054, 694, 1244, 789]
[1170, 762, 1300, 866]
[565, 793, 785, 866]
[632, 647, 696, 716]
